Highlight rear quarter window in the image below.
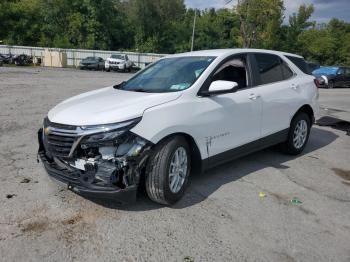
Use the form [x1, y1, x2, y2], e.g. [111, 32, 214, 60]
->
[286, 55, 311, 75]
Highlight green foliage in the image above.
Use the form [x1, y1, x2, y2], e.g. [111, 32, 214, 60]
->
[0, 0, 349, 66]
[236, 0, 284, 48]
[280, 4, 315, 53]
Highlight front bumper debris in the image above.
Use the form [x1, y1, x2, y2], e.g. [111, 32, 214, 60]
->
[38, 127, 153, 203]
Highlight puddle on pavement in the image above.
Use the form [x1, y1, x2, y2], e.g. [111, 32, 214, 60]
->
[317, 116, 350, 135]
[332, 168, 350, 182]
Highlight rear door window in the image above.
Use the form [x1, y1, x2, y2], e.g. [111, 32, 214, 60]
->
[254, 53, 293, 85]
[286, 55, 311, 75]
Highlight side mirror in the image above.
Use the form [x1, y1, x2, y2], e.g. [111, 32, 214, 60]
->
[202, 80, 239, 96]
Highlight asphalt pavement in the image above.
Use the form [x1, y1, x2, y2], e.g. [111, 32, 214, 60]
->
[0, 67, 349, 262]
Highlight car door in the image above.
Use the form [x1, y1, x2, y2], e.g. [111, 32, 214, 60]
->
[198, 54, 262, 163]
[335, 68, 346, 87]
[125, 55, 132, 68]
[252, 53, 300, 137]
[345, 68, 350, 87]
[99, 57, 104, 67]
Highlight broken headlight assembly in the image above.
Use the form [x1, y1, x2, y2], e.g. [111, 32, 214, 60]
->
[79, 118, 141, 148]
[67, 117, 152, 189]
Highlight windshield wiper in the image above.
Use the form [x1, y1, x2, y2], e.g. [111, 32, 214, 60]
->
[113, 81, 125, 89]
[132, 88, 149, 93]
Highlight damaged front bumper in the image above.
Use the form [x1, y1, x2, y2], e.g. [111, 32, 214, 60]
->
[37, 122, 153, 203]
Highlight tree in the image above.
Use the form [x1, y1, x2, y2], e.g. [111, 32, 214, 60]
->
[281, 4, 314, 53]
[236, 0, 284, 48]
[0, 0, 349, 66]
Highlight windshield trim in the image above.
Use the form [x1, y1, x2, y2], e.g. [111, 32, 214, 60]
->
[118, 56, 217, 93]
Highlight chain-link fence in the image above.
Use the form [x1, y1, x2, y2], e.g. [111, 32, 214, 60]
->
[0, 45, 166, 68]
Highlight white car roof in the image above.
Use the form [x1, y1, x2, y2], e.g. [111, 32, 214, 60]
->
[167, 48, 303, 59]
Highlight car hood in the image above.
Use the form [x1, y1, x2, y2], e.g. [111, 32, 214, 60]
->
[82, 60, 96, 63]
[48, 87, 182, 126]
[107, 58, 124, 63]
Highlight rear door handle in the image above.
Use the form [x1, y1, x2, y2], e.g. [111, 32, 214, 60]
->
[249, 94, 260, 100]
[291, 84, 299, 90]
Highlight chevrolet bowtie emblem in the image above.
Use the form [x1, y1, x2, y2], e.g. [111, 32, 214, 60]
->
[44, 127, 50, 135]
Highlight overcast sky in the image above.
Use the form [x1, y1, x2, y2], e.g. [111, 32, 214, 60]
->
[185, 0, 350, 23]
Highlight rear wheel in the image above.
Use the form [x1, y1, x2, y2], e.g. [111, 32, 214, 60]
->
[146, 136, 191, 205]
[280, 112, 311, 155]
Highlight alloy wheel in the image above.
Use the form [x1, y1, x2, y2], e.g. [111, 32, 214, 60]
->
[293, 119, 308, 149]
[168, 147, 188, 194]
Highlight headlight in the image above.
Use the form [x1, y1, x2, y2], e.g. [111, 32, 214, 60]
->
[80, 118, 141, 147]
[83, 129, 125, 143]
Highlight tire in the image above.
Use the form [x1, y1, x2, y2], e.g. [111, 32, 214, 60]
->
[146, 136, 191, 205]
[280, 112, 311, 155]
[328, 80, 334, 89]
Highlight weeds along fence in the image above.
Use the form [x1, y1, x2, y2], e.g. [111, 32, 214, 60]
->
[0, 45, 166, 69]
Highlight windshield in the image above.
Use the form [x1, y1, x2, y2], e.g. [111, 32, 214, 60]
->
[85, 57, 95, 60]
[120, 56, 216, 93]
[111, 54, 124, 59]
[313, 67, 338, 75]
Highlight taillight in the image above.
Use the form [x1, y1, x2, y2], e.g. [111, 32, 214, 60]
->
[314, 78, 320, 88]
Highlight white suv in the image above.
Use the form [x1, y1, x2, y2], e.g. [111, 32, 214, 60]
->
[38, 49, 319, 205]
[105, 54, 133, 72]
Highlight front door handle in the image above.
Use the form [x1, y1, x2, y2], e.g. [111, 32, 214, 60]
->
[249, 94, 260, 100]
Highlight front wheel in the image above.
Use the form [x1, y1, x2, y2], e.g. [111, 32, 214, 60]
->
[146, 136, 191, 205]
[280, 112, 311, 155]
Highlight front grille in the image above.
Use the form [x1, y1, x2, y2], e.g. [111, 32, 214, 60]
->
[44, 119, 80, 158]
[46, 134, 77, 157]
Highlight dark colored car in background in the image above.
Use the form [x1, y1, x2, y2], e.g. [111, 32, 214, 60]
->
[0, 53, 15, 64]
[13, 54, 33, 66]
[312, 67, 350, 89]
[79, 57, 105, 70]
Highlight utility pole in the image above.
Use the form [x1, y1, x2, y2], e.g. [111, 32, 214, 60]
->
[191, 9, 197, 52]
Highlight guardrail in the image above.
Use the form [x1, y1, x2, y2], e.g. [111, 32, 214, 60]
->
[0, 45, 167, 68]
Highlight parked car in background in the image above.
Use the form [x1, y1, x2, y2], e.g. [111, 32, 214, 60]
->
[38, 49, 319, 205]
[105, 54, 133, 72]
[13, 54, 33, 66]
[0, 53, 15, 64]
[312, 66, 350, 88]
[79, 57, 104, 70]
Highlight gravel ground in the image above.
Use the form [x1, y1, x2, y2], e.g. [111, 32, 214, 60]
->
[0, 67, 349, 262]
